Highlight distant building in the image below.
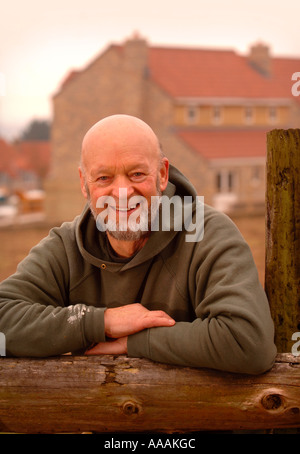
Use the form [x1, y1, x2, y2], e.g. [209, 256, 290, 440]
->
[0, 139, 51, 193]
[0, 138, 51, 220]
[0, 139, 18, 195]
[46, 34, 300, 223]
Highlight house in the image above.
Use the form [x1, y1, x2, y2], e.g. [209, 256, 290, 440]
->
[0, 138, 18, 195]
[14, 141, 51, 190]
[46, 34, 300, 223]
[0, 138, 51, 220]
[0, 139, 51, 193]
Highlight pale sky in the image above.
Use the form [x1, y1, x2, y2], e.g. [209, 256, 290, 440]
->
[0, 0, 300, 140]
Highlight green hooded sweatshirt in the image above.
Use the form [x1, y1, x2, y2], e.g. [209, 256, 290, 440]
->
[0, 165, 277, 374]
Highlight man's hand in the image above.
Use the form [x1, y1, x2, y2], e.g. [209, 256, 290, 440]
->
[103, 303, 175, 338]
[85, 337, 128, 355]
[85, 303, 175, 356]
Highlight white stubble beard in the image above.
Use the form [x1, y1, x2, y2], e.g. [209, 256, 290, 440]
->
[87, 181, 162, 242]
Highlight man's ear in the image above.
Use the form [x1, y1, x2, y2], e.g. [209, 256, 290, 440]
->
[159, 157, 169, 192]
[79, 167, 88, 199]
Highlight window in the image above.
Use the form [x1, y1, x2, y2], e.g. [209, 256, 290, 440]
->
[228, 171, 234, 191]
[216, 170, 235, 193]
[251, 166, 262, 186]
[212, 106, 222, 125]
[186, 106, 198, 125]
[216, 173, 222, 192]
[244, 106, 254, 125]
[268, 106, 278, 124]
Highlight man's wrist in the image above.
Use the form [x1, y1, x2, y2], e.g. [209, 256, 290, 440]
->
[104, 308, 113, 337]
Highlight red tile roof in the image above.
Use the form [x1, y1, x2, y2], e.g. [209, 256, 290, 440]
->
[0, 138, 19, 177]
[177, 130, 268, 160]
[148, 47, 299, 100]
[14, 141, 52, 179]
[59, 40, 300, 102]
[0, 139, 51, 180]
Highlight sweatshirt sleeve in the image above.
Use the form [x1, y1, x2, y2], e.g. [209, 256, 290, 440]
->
[128, 211, 277, 374]
[0, 228, 106, 357]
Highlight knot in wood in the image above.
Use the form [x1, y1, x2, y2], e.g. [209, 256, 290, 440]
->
[261, 393, 283, 411]
[122, 401, 140, 416]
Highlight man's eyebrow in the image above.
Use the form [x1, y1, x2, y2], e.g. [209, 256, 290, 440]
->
[90, 166, 112, 177]
[129, 160, 152, 170]
[90, 163, 150, 176]
[128, 164, 149, 172]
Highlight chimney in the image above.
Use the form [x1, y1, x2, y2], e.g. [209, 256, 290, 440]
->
[248, 42, 272, 77]
[123, 32, 148, 75]
[121, 32, 149, 117]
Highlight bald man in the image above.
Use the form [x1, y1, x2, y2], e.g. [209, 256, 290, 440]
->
[0, 115, 277, 374]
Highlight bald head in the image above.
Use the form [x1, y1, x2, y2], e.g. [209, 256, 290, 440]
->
[81, 114, 163, 173]
[78, 114, 169, 253]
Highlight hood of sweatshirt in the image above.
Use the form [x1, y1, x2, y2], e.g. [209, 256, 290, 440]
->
[75, 164, 199, 271]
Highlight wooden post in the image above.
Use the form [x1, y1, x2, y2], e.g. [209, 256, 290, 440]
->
[0, 354, 299, 434]
[265, 129, 300, 353]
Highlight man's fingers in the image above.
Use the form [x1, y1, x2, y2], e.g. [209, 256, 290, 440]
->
[85, 337, 127, 355]
[144, 311, 176, 328]
[150, 310, 174, 319]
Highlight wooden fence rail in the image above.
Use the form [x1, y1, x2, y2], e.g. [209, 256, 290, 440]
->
[0, 353, 299, 434]
[0, 129, 299, 434]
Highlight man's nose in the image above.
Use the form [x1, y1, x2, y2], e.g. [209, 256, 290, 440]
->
[111, 176, 135, 201]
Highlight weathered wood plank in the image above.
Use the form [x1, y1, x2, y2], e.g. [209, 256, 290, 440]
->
[265, 129, 300, 352]
[0, 354, 299, 434]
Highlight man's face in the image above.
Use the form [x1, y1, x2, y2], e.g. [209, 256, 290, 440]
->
[79, 119, 169, 242]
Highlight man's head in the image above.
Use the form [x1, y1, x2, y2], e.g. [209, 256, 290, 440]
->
[79, 115, 169, 250]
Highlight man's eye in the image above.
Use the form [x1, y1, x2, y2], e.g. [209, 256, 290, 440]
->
[132, 172, 144, 178]
[96, 176, 111, 185]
